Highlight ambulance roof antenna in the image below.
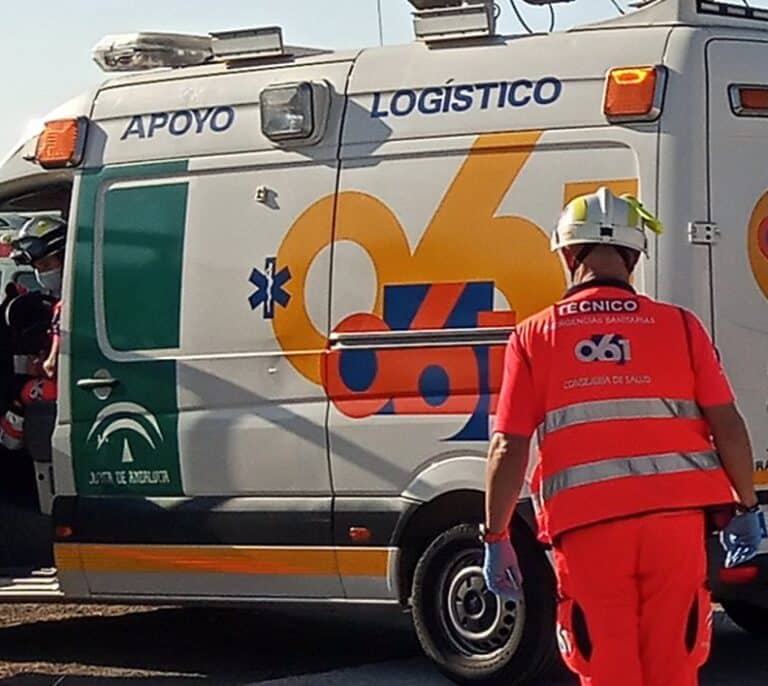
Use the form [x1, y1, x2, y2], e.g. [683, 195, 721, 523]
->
[609, 0, 626, 14]
[376, 0, 385, 46]
[509, 0, 535, 33]
[510, 1, 556, 33]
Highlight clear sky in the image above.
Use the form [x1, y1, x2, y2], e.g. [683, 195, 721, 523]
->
[3, 0, 768, 155]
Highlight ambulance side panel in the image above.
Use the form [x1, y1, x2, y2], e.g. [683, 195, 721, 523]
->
[57, 60, 367, 600]
[706, 36, 768, 499]
[326, 32, 666, 592]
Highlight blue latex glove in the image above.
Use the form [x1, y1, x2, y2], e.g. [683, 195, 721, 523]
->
[720, 510, 763, 569]
[483, 540, 524, 601]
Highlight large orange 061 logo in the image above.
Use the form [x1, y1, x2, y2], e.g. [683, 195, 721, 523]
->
[748, 190, 768, 299]
[272, 130, 636, 439]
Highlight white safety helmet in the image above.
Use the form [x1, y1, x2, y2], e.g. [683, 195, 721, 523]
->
[551, 187, 663, 257]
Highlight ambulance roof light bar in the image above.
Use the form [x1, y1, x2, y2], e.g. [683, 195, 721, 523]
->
[408, 1, 498, 43]
[210, 27, 285, 60]
[93, 33, 213, 72]
[697, 0, 768, 22]
[93, 26, 287, 73]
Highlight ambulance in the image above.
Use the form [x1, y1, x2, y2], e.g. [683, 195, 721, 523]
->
[0, 0, 767, 682]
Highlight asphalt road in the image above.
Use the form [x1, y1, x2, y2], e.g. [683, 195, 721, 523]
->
[0, 604, 765, 685]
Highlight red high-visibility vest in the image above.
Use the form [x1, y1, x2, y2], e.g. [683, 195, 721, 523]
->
[519, 285, 734, 542]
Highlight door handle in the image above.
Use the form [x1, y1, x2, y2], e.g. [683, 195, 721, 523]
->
[76, 377, 119, 391]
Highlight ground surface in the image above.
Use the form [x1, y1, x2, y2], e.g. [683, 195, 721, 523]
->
[0, 603, 765, 684]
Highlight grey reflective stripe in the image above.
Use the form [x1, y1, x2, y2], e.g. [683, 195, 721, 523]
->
[531, 492, 543, 516]
[541, 451, 721, 504]
[539, 398, 701, 440]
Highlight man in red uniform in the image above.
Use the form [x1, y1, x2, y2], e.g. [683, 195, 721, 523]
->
[483, 188, 761, 686]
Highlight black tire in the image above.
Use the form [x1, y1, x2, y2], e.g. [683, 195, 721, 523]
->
[722, 598, 768, 637]
[411, 521, 558, 685]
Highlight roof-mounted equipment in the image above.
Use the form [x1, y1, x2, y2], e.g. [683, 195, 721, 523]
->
[92, 33, 213, 72]
[92, 27, 288, 73]
[210, 27, 285, 60]
[697, 1, 768, 22]
[408, 1, 497, 43]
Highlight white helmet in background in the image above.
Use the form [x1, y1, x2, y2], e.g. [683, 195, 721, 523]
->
[551, 187, 663, 257]
[10, 215, 67, 266]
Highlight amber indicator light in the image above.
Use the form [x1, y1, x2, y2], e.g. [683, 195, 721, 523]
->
[604, 66, 661, 121]
[739, 87, 768, 111]
[36, 118, 88, 169]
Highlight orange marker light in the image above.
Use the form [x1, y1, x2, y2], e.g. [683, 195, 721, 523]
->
[348, 527, 372, 543]
[731, 86, 768, 116]
[35, 118, 88, 169]
[739, 88, 768, 110]
[604, 66, 665, 122]
[55, 525, 74, 539]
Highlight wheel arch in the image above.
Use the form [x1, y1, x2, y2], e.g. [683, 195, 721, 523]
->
[393, 488, 539, 606]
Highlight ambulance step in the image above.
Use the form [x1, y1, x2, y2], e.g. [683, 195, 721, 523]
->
[0, 567, 62, 599]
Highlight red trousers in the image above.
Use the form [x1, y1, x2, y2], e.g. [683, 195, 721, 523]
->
[553, 510, 712, 686]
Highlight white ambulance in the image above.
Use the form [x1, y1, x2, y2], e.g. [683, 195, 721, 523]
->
[0, 0, 767, 683]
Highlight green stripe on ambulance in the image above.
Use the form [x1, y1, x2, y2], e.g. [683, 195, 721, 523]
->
[71, 163, 188, 496]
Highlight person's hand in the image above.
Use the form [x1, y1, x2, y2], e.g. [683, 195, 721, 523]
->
[720, 509, 763, 568]
[42, 355, 56, 379]
[482, 539, 523, 601]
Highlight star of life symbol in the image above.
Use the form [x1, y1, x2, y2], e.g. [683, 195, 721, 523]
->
[86, 402, 164, 464]
[249, 257, 291, 319]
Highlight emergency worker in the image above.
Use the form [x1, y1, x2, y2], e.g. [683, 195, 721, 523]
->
[11, 215, 65, 374]
[483, 188, 762, 686]
[0, 216, 64, 450]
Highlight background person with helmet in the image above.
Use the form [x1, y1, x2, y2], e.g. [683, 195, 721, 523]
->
[0, 216, 65, 451]
[482, 188, 761, 686]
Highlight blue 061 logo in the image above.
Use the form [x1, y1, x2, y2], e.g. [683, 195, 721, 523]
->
[575, 334, 632, 364]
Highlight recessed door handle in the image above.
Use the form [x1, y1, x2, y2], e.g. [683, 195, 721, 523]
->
[77, 377, 120, 391]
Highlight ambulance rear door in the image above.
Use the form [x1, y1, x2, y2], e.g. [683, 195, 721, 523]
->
[707, 38, 768, 492]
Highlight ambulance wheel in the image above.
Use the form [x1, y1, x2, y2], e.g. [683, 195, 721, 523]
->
[411, 522, 557, 685]
[722, 599, 768, 637]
